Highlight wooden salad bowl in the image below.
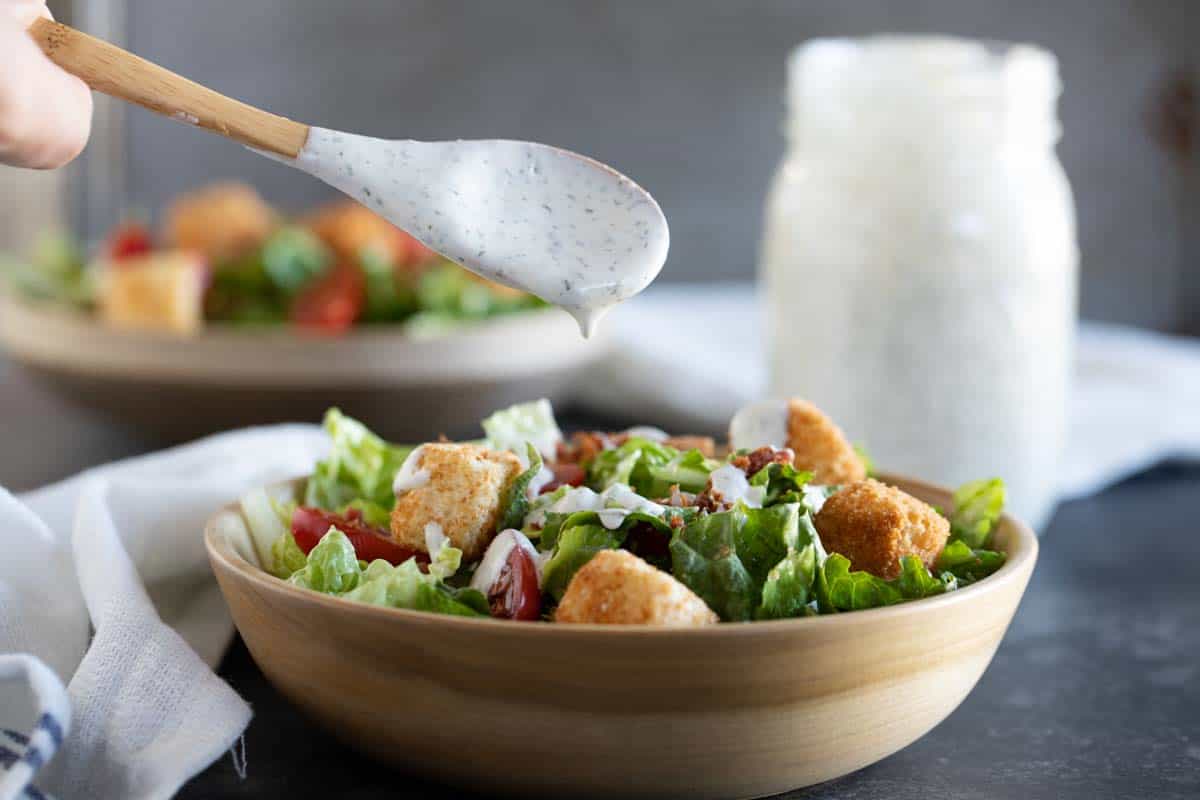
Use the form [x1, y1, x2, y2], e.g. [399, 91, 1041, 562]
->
[205, 474, 1038, 799]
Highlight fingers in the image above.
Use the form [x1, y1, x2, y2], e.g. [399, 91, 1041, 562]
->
[0, 17, 93, 169]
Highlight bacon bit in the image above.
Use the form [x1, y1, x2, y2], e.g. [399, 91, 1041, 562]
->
[731, 446, 795, 478]
[555, 431, 629, 466]
[541, 461, 585, 494]
[662, 484, 695, 508]
[693, 487, 725, 513]
[668, 514, 685, 530]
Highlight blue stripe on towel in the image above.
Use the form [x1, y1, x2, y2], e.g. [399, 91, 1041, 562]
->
[19, 743, 43, 770]
[0, 741, 18, 768]
[2, 729, 29, 745]
[35, 714, 63, 750]
[24, 784, 48, 800]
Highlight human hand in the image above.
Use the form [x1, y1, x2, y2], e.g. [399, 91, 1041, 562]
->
[0, 1, 92, 168]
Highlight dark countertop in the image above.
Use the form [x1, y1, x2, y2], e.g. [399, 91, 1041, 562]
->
[2, 365, 1196, 799]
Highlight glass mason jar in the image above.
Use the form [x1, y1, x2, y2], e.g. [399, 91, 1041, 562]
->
[762, 36, 1078, 530]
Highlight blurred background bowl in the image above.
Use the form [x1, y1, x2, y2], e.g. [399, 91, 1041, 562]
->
[0, 292, 607, 442]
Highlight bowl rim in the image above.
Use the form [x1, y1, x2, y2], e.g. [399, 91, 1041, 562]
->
[205, 472, 1038, 639]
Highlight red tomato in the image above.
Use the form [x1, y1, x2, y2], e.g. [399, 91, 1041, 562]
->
[540, 462, 586, 494]
[105, 222, 153, 262]
[290, 263, 365, 333]
[486, 545, 542, 621]
[291, 506, 427, 568]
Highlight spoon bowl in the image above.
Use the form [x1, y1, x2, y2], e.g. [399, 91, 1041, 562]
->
[279, 131, 670, 336]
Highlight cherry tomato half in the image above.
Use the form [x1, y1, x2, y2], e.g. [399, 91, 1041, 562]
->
[290, 263, 365, 334]
[105, 221, 153, 262]
[291, 506, 427, 567]
[486, 545, 542, 621]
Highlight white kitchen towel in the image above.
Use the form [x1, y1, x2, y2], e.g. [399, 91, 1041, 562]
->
[0, 425, 328, 800]
[586, 283, 1200, 500]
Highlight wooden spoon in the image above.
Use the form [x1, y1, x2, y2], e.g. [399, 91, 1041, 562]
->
[27, 18, 669, 334]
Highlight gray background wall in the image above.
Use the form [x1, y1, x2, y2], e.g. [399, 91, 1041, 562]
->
[105, 1, 1199, 331]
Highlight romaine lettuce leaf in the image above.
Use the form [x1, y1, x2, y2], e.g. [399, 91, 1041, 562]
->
[645, 449, 720, 495]
[305, 408, 415, 510]
[499, 443, 543, 531]
[287, 528, 362, 593]
[343, 557, 486, 616]
[815, 553, 902, 612]
[541, 521, 626, 601]
[756, 544, 818, 620]
[588, 438, 717, 497]
[669, 502, 810, 621]
[949, 478, 1006, 548]
[747, 462, 814, 507]
[936, 539, 1006, 585]
[269, 530, 307, 579]
[815, 554, 951, 613]
[285, 528, 486, 617]
[482, 399, 563, 464]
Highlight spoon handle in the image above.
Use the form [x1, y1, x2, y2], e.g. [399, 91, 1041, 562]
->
[27, 18, 310, 158]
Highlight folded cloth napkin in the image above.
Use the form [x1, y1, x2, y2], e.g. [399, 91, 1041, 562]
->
[584, 283, 1200, 500]
[0, 426, 327, 800]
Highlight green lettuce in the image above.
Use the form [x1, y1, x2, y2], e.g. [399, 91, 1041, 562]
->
[305, 409, 415, 510]
[815, 554, 952, 613]
[537, 506, 683, 599]
[287, 528, 362, 593]
[748, 462, 814, 507]
[541, 520, 626, 600]
[285, 528, 485, 617]
[756, 544, 818, 620]
[261, 226, 331, 295]
[669, 502, 813, 621]
[2, 231, 93, 307]
[344, 558, 486, 617]
[936, 539, 1005, 585]
[499, 443, 543, 531]
[269, 530, 307, 579]
[360, 247, 418, 322]
[949, 478, 1006, 548]
[588, 438, 717, 497]
[482, 399, 562, 464]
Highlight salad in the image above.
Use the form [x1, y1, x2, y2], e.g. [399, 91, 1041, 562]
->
[238, 398, 1008, 625]
[1, 181, 542, 336]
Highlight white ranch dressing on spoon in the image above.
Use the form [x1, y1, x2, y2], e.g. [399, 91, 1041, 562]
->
[270, 128, 671, 336]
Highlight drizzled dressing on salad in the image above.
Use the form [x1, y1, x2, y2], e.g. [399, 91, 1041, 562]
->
[243, 399, 1010, 625]
[275, 128, 671, 336]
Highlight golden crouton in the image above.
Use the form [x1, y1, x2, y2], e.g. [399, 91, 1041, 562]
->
[786, 398, 867, 485]
[555, 550, 719, 626]
[305, 201, 413, 267]
[163, 182, 276, 263]
[814, 479, 949, 579]
[390, 443, 522, 561]
[97, 250, 207, 335]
